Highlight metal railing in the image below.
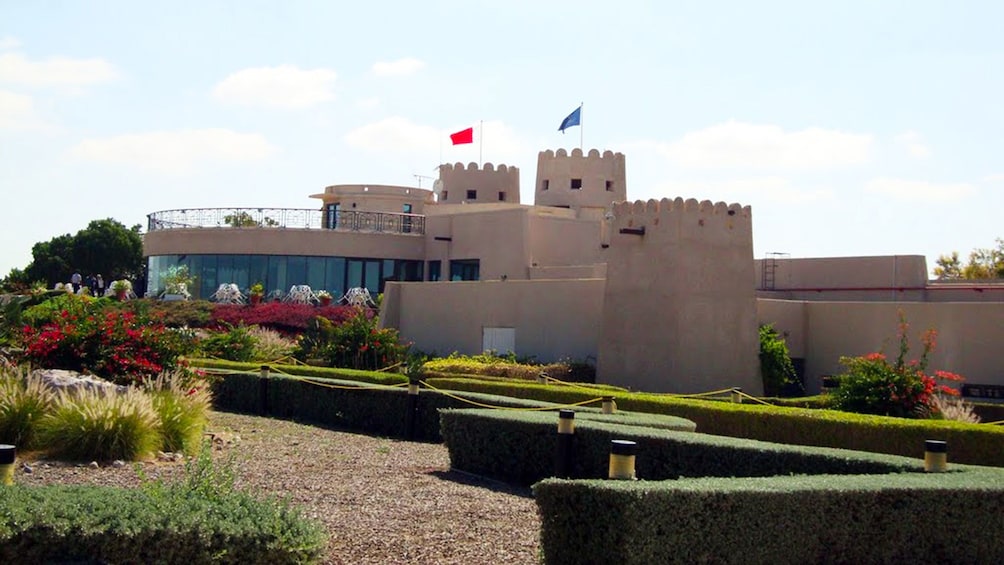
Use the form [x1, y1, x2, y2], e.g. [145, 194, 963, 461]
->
[146, 208, 425, 235]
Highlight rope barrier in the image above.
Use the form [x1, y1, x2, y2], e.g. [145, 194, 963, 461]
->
[419, 379, 605, 412]
[268, 365, 405, 391]
[538, 373, 624, 396]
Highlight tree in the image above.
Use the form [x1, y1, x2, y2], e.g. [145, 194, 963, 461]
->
[23, 219, 144, 287]
[936, 239, 1004, 280]
[223, 211, 278, 228]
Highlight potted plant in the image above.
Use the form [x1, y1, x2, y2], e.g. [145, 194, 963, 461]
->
[249, 282, 264, 305]
[160, 265, 194, 301]
[316, 290, 333, 307]
[111, 279, 131, 301]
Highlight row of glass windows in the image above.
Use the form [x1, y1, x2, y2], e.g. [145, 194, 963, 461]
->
[146, 254, 480, 299]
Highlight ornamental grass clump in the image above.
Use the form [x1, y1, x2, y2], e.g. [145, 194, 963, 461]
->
[147, 372, 213, 455]
[0, 367, 56, 449]
[39, 387, 161, 461]
[833, 313, 965, 419]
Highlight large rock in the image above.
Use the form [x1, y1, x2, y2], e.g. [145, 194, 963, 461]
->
[33, 369, 129, 395]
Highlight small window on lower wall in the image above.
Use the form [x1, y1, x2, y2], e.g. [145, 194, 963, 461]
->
[449, 259, 480, 281]
[466, 189, 477, 200]
[483, 327, 515, 356]
[498, 191, 506, 201]
[571, 178, 582, 189]
[427, 260, 441, 282]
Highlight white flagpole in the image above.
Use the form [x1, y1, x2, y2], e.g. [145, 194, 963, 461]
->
[579, 102, 583, 151]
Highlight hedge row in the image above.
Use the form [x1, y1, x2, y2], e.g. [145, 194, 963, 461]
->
[426, 377, 1004, 466]
[534, 468, 1004, 564]
[0, 484, 325, 564]
[440, 409, 919, 486]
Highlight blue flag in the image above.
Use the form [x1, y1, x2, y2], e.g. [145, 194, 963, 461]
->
[558, 106, 581, 133]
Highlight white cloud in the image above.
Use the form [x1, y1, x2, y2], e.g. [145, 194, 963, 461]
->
[69, 128, 277, 173]
[981, 173, 1004, 183]
[0, 89, 44, 130]
[356, 97, 380, 109]
[371, 57, 426, 77]
[659, 121, 873, 170]
[649, 176, 834, 204]
[0, 37, 20, 51]
[865, 177, 974, 202]
[894, 130, 931, 159]
[0, 53, 118, 88]
[344, 116, 440, 151]
[212, 65, 337, 109]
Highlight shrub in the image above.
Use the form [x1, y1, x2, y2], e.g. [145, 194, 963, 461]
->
[20, 308, 191, 386]
[0, 367, 56, 449]
[833, 313, 964, 418]
[212, 302, 355, 335]
[39, 387, 161, 461]
[147, 373, 213, 455]
[198, 323, 258, 362]
[247, 325, 297, 361]
[759, 324, 800, 396]
[295, 308, 408, 370]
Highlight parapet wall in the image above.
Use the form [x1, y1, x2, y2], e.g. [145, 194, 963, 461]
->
[597, 197, 760, 394]
[437, 162, 520, 204]
[535, 148, 627, 210]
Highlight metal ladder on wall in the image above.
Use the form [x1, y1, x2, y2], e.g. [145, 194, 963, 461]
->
[761, 252, 789, 290]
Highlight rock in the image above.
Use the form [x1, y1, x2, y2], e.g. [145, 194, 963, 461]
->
[33, 369, 129, 395]
[21, 463, 33, 474]
[112, 460, 125, 468]
[88, 461, 99, 469]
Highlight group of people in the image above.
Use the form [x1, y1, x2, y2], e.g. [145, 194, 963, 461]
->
[70, 271, 105, 297]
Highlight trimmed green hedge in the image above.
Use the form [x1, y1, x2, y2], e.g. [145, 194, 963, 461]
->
[534, 468, 1004, 564]
[0, 484, 324, 563]
[192, 358, 407, 386]
[440, 409, 918, 486]
[427, 377, 1004, 466]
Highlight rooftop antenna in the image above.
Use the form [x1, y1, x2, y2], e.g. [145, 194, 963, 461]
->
[413, 174, 434, 188]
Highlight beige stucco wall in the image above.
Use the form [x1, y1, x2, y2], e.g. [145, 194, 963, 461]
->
[534, 148, 626, 211]
[380, 279, 604, 362]
[597, 198, 762, 394]
[526, 212, 604, 268]
[437, 162, 520, 204]
[310, 184, 434, 214]
[758, 299, 1004, 392]
[756, 255, 928, 290]
[144, 228, 426, 260]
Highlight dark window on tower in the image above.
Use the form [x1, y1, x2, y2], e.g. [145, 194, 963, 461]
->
[498, 191, 506, 201]
[542, 179, 549, 190]
[466, 189, 477, 200]
[606, 180, 614, 191]
[571, 178, 582, 189]
[441, 190, 448, 201]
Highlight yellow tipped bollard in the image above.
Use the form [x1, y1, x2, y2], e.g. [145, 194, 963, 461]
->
[0, 445, 14, 486]
[924, 440, 948, 473]
[555, 409, 576, 478]
[608, 440, 637, 480]
[601, 396, 617, 414]
[731, 387, 743, 404]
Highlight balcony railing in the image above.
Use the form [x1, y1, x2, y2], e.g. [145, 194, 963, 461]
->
[146, 208, 425, 235]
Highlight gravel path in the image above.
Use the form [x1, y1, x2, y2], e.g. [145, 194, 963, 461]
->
[17, 411, 542, 564]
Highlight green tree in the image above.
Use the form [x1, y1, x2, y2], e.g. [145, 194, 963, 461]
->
[23, 219, 144, 287]
[937, 239, 1004, 280]
[223, 211, 278, 228]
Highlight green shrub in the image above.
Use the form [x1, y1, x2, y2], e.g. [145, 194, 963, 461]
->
[247, 325, 297, 361]
[294, 308, 408, 370]
[199, 323, 258, 362]
[39, 388, 161, 461]
[0, 367, 56, 449]
[147, 373, 213, 455]
[759, 324, 800, 396]
[423, 351, 597, 382]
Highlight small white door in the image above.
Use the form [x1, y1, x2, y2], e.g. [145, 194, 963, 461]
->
[482, 327, 516, 355]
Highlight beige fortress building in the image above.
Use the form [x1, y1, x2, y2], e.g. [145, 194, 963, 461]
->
[144, 148, 1004, 396]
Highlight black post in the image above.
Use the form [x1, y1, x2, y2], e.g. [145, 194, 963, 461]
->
[555, 409, 575, 478]
[405, 378, 420, 440]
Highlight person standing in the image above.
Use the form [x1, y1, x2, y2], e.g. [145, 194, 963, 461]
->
[95, 274, 105, 297]
[71, 271, 82, 293]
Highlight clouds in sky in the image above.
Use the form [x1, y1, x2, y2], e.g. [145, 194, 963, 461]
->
[69, 129, 277, 173]
[212, 65, 337, 109]
[0, 52, 118, 89]
[659, 121, 874, 170]
[865, 178, 974, 202]
[894, 131, 931, 159]
[371, 57, 426, 77]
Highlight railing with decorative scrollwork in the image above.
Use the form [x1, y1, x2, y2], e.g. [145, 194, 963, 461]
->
[146, 208, 425, 236]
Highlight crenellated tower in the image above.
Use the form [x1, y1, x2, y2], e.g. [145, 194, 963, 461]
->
[534, 148, 626, 218]
[596, 196, 761, 394]
[436, 162, 520, 205]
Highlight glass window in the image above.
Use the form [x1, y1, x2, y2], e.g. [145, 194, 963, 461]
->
[365, 259, 381, 293]
[306, 257, 325, 291]
[287, 256, 307, 288]
[450, 259, 480, 281]
[571, 178, 582, 189]
[428, 260, 441, 282]
[347, 259, 364, 290]
[326, 257, 346, 298]
[249, 255, 268, 291]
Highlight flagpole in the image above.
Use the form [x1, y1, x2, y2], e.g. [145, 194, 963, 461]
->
[579, 102, 583, 151]
[479, 120, 484, 167]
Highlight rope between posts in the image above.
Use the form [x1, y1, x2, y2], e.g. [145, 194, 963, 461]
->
[419, 379, 605, 411]
[538, 373, 622, 396]
[268, 365, 407, 390]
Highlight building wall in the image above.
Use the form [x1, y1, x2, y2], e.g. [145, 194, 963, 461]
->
[597, 198, 762, 394]
[437, 162, 520, 204]
[380, 279, 605, 362]
[758, 299, 1004, 392]
[144, 227, 426, 259]
[526, 212, 604, 268]
[310, 184, 434, 214]
[534, 148, 626, 211]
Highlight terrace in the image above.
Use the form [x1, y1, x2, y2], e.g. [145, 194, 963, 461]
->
[147, 207, 426, 236]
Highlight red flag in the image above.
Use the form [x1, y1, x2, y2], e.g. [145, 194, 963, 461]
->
[450, 127, 474, 145]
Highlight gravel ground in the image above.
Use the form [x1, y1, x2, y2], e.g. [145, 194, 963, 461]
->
[16, 411, 542, 564]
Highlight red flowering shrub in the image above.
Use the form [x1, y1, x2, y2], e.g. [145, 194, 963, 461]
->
[833, 313, 964, 418]
[211, 303, 356, 335]
[21, 308, 191, 386]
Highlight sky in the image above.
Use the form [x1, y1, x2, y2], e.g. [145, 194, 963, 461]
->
[2, 0, 1002, 278]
